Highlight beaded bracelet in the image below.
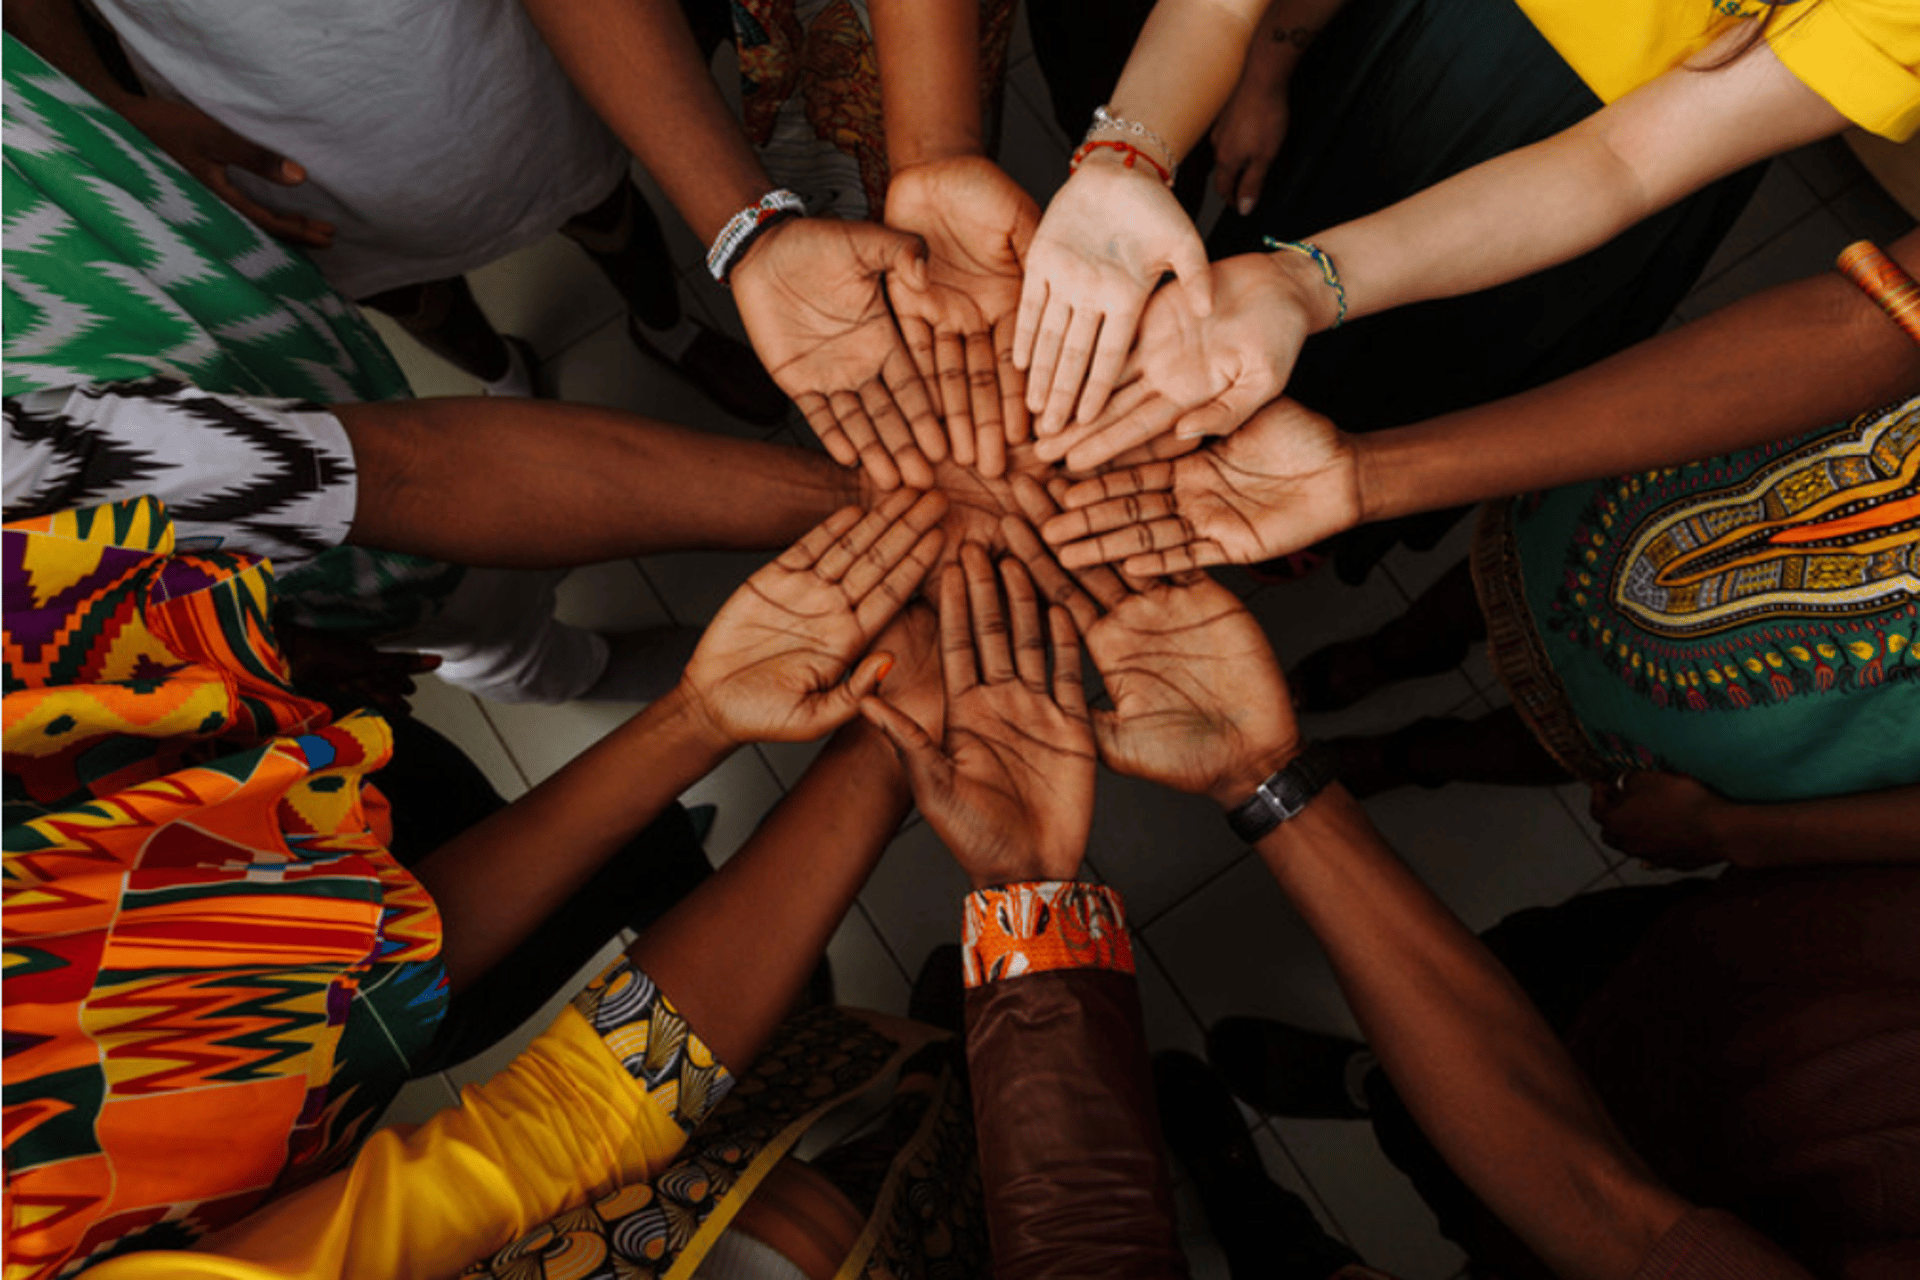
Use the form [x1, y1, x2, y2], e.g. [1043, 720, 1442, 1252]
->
[1070, 139, 1173, 186]
[1263, 236, 1347, 329]
[1836, 239, 1920, 347]
[706, 188, 807, 285]
[1087, 104, 1177, 178]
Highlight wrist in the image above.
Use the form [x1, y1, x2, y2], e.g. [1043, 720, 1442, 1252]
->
[657, 680, 742, 759]
[1263, 242, 1344, 334]
[1702, 799, 1752, 866]
[888, 134, 986, 176]
[1207, 736, 1307, 808]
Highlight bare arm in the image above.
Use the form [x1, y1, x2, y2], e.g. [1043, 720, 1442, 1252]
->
[1251, 788, 1690, 1280]
[333, 397, 859, 566]
[1354, 230, 1920, 523]
[1591, 774, 1920, 871]
[871, 0, 983, 171]
[517, 0, 767, 242]
[1277, 30, 1850, 333]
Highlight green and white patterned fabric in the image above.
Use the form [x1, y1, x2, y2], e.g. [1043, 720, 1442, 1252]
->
[3, 36, 460, 630]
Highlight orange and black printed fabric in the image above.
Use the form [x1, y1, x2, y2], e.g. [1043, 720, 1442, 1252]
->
[961, 882, 1134, 988]
[4, 497, 446, 1279]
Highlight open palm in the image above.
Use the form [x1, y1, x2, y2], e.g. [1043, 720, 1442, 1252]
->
[1042, 398, 1361, 575]
[682, 490, 948, 743]
[862, 547, 1095, 889]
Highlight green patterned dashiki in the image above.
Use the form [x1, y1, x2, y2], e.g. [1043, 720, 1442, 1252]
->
[2, 36, 458, 630]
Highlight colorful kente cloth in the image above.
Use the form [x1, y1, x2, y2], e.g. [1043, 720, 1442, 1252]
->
[731, 0, 1017, 217]
[3, 497, 447, 1279]
[961, 882, 1134, 987]
[1, 36, 457, 635]
[1475, 397, 1920, 803]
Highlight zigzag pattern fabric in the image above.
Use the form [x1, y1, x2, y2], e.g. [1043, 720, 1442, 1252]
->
[3, 496, 448, 1279]
[2, 35, 459, 634]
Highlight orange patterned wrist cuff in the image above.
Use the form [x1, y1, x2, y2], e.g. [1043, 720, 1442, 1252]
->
[962, 882, 1134, 987]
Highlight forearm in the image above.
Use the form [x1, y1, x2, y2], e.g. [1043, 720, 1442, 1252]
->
[412, 687, 735, 991]
[336, 398, 858, 565]
[1353, 245, 1920, 522]
[1107, 0, 1266, 160]
[518, 0, 769, 240]
[1253, 787, 1688, 1280]
[872, 0, 983, 171]
[1306, 34, 1845, 333]
[1720, 784, 1920, 870]
[1237, 0, 1347, 92]
[629, 723, 911, 1070]
[3, 0, 134, 106]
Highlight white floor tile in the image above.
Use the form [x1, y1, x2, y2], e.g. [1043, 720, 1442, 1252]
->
[405, 673, 530, 801]
[444, 931, 634, 1095]
[481, 695, 645, 786]
[677, 745, 790, 866]
[857, 821, 976, 981]
[375, 1071, 461, 1129]
[1360, 782, 1612, 933]
[1133, 938, 1208, 1057]
[1085, 768, 1251, 926]
[1254, 1123, 1352, 1247]
[554, 559, 674, 631]
[1145, 855, 1361, 1041]
[1267, 1116, 1466, 1280]
[1242, 562, 1415, 672]
[469, 234, 627, 362]
[543, 311, 789, 442]
[359, 309, 482, 399]
[639, 547, 780, 627]
[1674, 207, 1853, 321]
[826, 903, 913, 1014]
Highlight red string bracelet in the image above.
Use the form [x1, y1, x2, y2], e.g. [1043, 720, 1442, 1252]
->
[1069, 139, 1173, 187]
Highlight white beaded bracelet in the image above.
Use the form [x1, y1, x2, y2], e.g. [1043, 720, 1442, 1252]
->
[706, 188, 807, 285]
[1086, 105, 1177, 178]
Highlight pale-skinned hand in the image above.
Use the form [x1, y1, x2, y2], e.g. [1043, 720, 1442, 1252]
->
[1589, 773, 1731, 868]
[884, 156, 1041, 475]
[1041, 398, 1360, 575]
[1035, 252, 1315, 471]
[680, 489, 947, 743]
[860, 546, 1096, 890]
[117, 97, 335, 247]
[1013, 153, 1213, 439]
[732, 217, 945, 491]
[1003, 486, 1299, 805]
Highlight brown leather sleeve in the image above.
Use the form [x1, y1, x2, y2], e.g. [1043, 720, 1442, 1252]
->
[964, 967, 1189, 1280]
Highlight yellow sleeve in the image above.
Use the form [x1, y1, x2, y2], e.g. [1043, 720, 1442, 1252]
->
[1771, 0, 1920, 141]
[81, 1005, 692, 1280]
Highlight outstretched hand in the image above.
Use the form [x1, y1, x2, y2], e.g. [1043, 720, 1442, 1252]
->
[1034, 251, 1312, 472]
[733, 217, 945, 490]
[885, 156, 1041, 476]
[1014, 154, 1212, 440]
[680, 489, 947, 743]
[1040, 398, 1360, 575]
[1005, 480, 1299, 803]
[1589, 773, 1731, 869]
[861, 544, 1096, 889]
[119, 97, 335, 247]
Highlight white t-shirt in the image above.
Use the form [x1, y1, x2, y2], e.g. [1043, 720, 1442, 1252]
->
[92, 0, 631, 298]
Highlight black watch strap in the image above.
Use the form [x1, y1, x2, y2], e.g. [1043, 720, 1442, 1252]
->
[1225, 743, 1339, 844]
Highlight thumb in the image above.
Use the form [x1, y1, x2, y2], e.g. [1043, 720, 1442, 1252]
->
[858, 692, 942, 773]
[1236, 153, 1272, 219]
[853, 220, 928, 286]
[1168, 240, 1213, 319]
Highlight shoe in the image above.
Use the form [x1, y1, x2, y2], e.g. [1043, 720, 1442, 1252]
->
[480, 334, 547, 398]
[1207, 1017, 1375, 1120]
[628, 314, 790, 427]
[1155, 1050, 1364, 1280]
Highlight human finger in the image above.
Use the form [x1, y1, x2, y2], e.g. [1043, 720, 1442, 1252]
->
[860, 693, 949, 788]
[807, 651, 896, 733]
[1059, 516, 1199, 572]
[1175, 381, 1270, 442]
[1000, 558, 1048, 692]
[934, 329, 972, 454]
[962, 543, 1015, 685]
[1048, 606, 1089, 718]
[1036, 306, 1105, 438]
[881, 348, 946, 473]
[1236, 151, 1274, 220]
[1043, 488, 1180, 545]
[796, 392, 863, 469]
[1023, 294, 1076, 421]
[860, 380, 937, 488]
[896, 311, 944, 420]
[1167, 237, 1213, 318]
[826, 389, 902, 490]
[1073, 292, 1147, 428]
[852, 526, 946, 636]
[839, 491, 950, 597]
[999, 515, 1102, 634]
[937, 562, 978, 695]
[964, 330, 1005, 477]
[206, 171, 335, 248]
[1013, 272, 1047, 370]
[775, 504, 868, 571]
[1122, 541, 1228, 577]
[993, 316, 1032, 445]
[809, 489, 923, 579]
[1058, 464, 1177, 513]
[1062, 408, 1188, 474]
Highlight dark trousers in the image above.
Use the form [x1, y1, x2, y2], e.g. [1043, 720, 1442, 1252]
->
[372, 714, 712, 1072]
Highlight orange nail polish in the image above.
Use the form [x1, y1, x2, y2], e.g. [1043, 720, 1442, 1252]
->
[875, 657, 896, 685]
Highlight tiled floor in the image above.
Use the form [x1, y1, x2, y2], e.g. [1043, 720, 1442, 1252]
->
[363, 23, 1912, 1276]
